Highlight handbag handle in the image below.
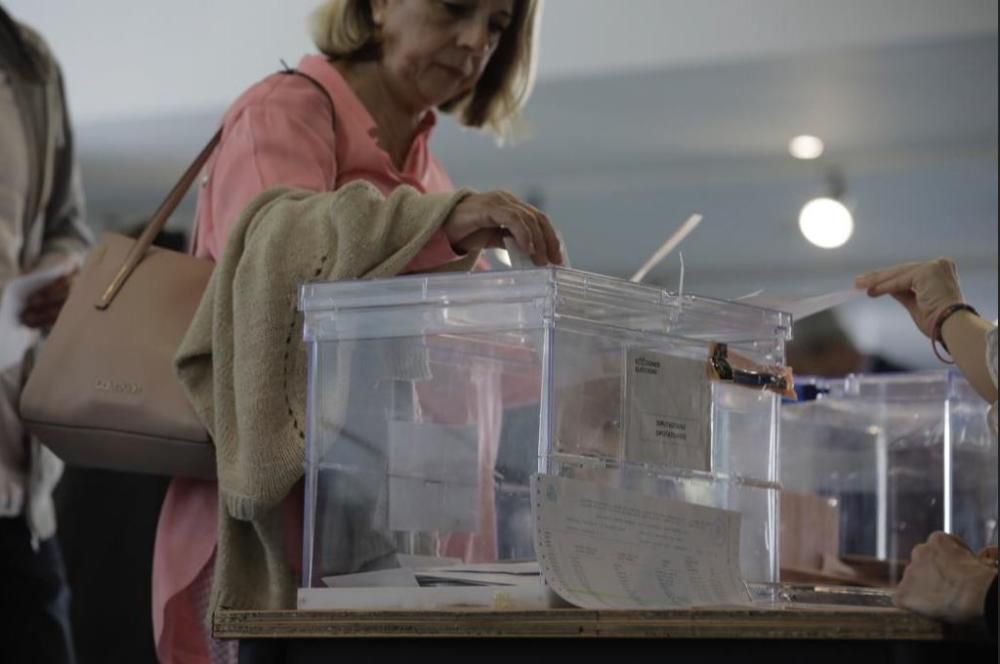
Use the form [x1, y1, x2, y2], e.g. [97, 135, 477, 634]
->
[96, 128, 222, 310]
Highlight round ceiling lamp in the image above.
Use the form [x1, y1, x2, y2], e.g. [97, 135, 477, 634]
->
[789, 135, 825, 160]
[799, 197, 854, 249]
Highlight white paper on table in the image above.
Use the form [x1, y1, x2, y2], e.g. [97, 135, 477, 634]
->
[415, 561, 541, 586]
[421, 561, 540, 575]
[386, 420, 479, 532]
[624, 349, 712, 472]
[0, 263, 72, 370]
[321, 567, 420, 588]
[321, 561, 540, 591]
[413, 570, 540, 587]
[531, 474, 751, 610]
[394, 553, 463, 569]
[739, 288, 863, 322]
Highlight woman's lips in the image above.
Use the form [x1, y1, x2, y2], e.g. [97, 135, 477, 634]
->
[436, 63, 467, 78]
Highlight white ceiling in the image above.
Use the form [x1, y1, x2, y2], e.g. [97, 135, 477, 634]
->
[6, 0, 997, 122]
[5, 0, 998, 369]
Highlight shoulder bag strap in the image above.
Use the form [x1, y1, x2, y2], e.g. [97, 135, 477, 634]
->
[96, 128, 221, 309]
[97, 65, 336, 310]
[279, 64, 337, 130]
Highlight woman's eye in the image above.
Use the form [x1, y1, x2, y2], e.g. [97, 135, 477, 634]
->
[489, 20, 508, 35]
[440, 1, 471, 17]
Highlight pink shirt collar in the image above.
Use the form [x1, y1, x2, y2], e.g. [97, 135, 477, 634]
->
[296, 54, 438, 155]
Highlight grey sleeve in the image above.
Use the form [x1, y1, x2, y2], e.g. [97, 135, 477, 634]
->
[40, 67, 92, 260]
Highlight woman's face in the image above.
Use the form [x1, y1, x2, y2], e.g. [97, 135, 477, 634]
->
[373, 0, 515, 110]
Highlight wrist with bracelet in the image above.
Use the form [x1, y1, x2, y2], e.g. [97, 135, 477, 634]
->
[931, 302, 979, 363]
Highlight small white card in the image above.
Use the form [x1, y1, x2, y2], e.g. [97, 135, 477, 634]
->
[387, 420, 478, 485]
[387, 418, 481, 532]
[532, 474, 750, 609]
[624, 349, 712, 471]
[388, 476, 478, 533]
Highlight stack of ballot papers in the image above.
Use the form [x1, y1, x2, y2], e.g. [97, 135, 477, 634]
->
[321, 560, 541, 589]
[300, 475, 752, 611]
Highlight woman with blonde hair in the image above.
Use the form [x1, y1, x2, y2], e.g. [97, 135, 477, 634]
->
[152, 2, 557, 662]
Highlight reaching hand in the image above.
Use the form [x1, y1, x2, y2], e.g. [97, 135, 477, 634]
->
[854, 259, 964, 339]
[443, 191, 563, 266]
[893, 532, 997, 623]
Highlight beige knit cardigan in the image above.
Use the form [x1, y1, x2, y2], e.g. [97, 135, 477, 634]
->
[175, 180, 476, 613]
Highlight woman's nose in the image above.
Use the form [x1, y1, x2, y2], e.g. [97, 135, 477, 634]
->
[457, 20, 491, 55]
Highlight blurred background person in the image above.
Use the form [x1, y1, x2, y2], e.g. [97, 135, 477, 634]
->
[1, 4, 92, 663]
[786, 309, 910, 379]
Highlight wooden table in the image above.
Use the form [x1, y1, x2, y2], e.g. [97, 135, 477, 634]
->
[216, 605, 993, 664]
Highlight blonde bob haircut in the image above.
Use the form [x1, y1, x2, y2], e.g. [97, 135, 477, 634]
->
[309, 0, 541, 141]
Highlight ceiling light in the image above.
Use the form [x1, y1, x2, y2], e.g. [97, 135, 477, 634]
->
[799, 197, 853, 249]
[789, 135, 825, 160]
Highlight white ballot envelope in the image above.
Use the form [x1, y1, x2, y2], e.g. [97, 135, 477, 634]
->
[740, 289, 863, 322]
[387, 420, 479, 532]
[624, 349, 712, 472]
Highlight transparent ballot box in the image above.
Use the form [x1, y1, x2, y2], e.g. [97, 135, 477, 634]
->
[780, 371, 998, 587]
[299, 268, 791, 607]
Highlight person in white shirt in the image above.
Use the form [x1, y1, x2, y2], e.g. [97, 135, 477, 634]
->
[1, 6, 92, 663]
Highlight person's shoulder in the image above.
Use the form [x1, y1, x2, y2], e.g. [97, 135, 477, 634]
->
[224, 65, 332, 131]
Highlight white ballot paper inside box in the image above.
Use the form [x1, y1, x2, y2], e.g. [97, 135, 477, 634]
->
[531, 474, 751, 610]
[624, 349, 712, 472]
[387, 420, 480, 533]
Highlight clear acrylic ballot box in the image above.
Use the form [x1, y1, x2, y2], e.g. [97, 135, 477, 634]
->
[781, 371, 997, 586]
[298, 268, 792, 606]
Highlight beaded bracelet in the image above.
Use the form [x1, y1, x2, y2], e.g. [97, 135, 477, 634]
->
[931, 303, 979, 364]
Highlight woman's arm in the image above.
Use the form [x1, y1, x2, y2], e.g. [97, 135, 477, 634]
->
[940, 311, 998, 403]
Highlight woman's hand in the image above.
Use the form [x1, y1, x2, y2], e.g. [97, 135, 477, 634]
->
[443, 191, 563, 266]
[854, 258, 964, 339]
[20, 269, 77, 330]
[893, 532, 997, 623]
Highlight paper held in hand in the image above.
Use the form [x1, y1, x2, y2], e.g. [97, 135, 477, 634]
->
[738, 288, 864, 322]
[0, 263, 75, 370]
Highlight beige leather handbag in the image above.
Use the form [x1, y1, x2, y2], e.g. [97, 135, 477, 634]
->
[20, 130, 221, 478]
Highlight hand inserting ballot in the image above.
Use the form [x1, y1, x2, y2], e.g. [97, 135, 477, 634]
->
[442, 190, 563, 267]
[854, 258, 964, 340]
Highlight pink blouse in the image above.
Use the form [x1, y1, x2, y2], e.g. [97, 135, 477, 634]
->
[152, 54, 466, 664]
